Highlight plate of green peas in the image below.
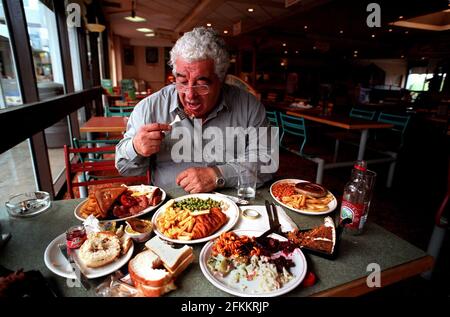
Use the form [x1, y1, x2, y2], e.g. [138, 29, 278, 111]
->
[151, 193, 240, 244]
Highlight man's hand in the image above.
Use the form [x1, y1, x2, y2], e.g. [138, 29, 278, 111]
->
[132, 123, 171, 157]
[176, 167, 217, 193]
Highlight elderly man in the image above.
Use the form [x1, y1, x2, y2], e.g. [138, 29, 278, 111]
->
[116, 27, 274, 193]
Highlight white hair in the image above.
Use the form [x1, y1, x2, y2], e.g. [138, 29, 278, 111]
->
[169, 27, 230, 81]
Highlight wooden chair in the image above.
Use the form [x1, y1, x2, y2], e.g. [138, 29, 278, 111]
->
[64, 144, 150, 199]
[72, 138, 120, 163]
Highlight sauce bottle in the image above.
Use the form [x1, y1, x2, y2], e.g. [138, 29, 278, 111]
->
[339, 160, 370, 235]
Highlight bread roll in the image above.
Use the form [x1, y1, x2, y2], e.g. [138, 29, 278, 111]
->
[78, 232, 121, 268]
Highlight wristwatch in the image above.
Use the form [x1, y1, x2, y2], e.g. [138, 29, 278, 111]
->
[212, 166, 225, 188]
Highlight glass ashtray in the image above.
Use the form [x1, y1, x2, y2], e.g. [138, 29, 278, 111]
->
[5, 191, 51, 218]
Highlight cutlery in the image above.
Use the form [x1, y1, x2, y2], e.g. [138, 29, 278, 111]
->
[212, 192, 249, 205]
[258, 201, 276, 239]
[58, 243, 91, 290]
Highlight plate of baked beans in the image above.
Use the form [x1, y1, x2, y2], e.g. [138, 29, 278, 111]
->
[270, 179, 337, 215]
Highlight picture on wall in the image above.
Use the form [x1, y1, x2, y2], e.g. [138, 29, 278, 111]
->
[124, 46, 134, 65]
[145, 47, 158, 64]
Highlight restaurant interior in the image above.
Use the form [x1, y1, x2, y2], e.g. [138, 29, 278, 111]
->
[0, 0, 449, 298]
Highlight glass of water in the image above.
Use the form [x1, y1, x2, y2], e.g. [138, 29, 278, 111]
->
[237, 162, 257, 200]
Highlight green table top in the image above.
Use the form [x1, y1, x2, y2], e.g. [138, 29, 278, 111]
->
[0, 186, 431, 297]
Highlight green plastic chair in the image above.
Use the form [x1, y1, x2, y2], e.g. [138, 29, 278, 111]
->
[350, 108, 376, 120]
[104, 104, 134, 117]
[279, 113, 307, 156]
[266, 110, 279, 126]
[376, 112, 410, 146]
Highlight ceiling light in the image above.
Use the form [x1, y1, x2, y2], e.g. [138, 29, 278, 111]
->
[280, 62, 285, 66]
[137, 28, 153, 32]
[282, 43, 286, 46]
[421, 56, 425, 60]
[405, 30, 409, 34]
[354, 50, 358, 54]
[371, 34, 375, 38]
[401, 55, 405, 58]
[353, 54, 358, 58]
[145, 33, 155, 37]
[284, 50, 288, 54]
[399, 16, 404, 19]
[295, 50, 299, 54]
[388, 28, 393, 32]
[304, 25, 308, 29]
[313, 46, 317, 50]
[223, 30, 228, 34]
[206, 23, 212, 27]
[339, 30, 344, 34]
[124, 16, 146, 22]
[248, 8, 254, 12]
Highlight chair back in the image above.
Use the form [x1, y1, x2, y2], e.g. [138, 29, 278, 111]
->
[64, 144, 150, 199]
[279, 113, 307, 155]
[72, 138, 120, 163]
[377, 112, 410, 135]
[350, 108, 376, 120]
[377, 112, 411, 146]
[105, 105, 134, 117]
[266, 110, 279, 126]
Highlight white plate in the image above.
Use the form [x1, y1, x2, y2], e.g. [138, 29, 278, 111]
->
[199, 229, 307, 297]
[270, 179, 337, 215]
[74, 185, 166, 222]
[44, 233, 134, 279]
[151, 193, 240, 244]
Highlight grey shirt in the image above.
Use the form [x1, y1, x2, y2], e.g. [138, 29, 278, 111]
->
[115, 84, 274, 190]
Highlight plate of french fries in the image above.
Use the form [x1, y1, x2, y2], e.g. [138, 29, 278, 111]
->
[270, 179, 337, 215]
[151, 193, 240, 244]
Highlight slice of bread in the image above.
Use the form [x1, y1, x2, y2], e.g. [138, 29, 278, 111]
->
[128, 250, 172, 287]
[134, 279, 177, 297]
[95, 187, 127, 215]
[168, 252, 194, 277]
[145, 236, 193, 272]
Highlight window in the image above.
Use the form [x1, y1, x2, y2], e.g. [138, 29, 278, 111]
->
[406, 67, 447, 92]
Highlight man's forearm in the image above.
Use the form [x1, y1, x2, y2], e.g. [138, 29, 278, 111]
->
[115, 137, 150, 176]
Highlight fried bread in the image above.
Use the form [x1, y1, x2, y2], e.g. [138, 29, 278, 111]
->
[95, 187, 127, 214]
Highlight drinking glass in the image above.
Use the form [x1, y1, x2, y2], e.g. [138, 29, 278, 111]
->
[236, 163, 257, 200]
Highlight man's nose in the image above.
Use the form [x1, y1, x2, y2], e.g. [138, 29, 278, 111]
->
[185, 86, 197, 99]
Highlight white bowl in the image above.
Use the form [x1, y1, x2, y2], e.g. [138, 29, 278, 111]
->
[125, 220, 153, 243]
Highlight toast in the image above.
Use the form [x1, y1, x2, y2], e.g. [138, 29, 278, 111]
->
[95, 187, 127, 215]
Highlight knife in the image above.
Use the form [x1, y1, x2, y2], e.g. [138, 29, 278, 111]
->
[58, 244, 91, 290]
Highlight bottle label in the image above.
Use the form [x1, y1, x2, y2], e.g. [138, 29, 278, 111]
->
[340, 200, 365, 229]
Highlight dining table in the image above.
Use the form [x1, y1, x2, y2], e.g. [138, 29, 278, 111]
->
[79, 116, 127, 140]
[0, 186, 433, 297]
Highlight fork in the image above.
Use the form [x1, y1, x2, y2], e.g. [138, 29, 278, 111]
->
[169, 108, 188, 126]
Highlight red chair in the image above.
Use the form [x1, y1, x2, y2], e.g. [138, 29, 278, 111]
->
[64, 144, 150, 199]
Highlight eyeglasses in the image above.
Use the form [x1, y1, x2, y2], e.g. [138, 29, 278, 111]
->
[174, 83, 209, 95]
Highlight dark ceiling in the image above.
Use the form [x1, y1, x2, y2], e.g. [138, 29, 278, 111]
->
[228, 0, 450, 60]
